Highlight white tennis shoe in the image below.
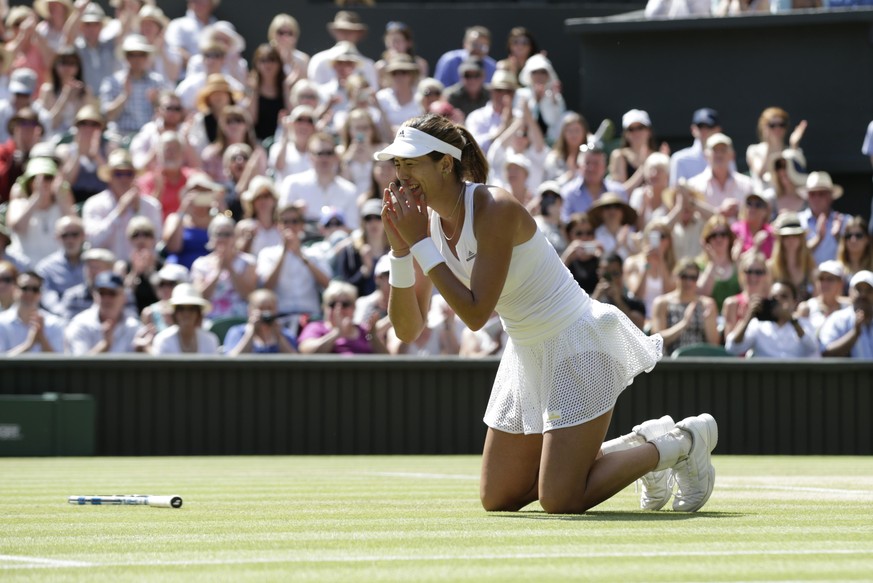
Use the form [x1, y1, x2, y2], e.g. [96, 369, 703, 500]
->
[633, 415, 675, 511]
[671, 413, 718, 512]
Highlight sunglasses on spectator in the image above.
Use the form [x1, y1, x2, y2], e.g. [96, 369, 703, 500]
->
[463, 72, 483, 79]
[130, 231, 154, 239]
[174, 305, 201, 314]
[163, 105, 183, 112]
[746, 199, 768, 209]
[328, 300, 354, 309]
[421, 89, 440, 97]
[363, 214, 381, 222]
[324, 219, 343, 228]
[0, 276, 14, 284]
[158, 280, 177, 288]
[767, 120, 787, 129]
[572, 230, 594, 237]
[294, 117, 314, 124]
[277, 29, 295, 37]
[19, 285, 41, 293]
[708, 230, 730, 240]
[311, 150, 336, 157]
[77, 120, 102, 128]
[845, 232, 866, 240]
[97, 289, 119, 297]
[213, 231, 234, 238]
[204, 52, 225, 59]
[744, 268, 767, 276]
[60, 231, 83, 239]
[112, 170, 135, 178]
[696, 123, 715, 130]
[126, 52, 149, 59]
[280, 217, 303, 226]
[679, 273, 699, 281]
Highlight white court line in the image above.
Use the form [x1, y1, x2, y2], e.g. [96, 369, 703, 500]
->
[2, 549, 872, 570]
[368, 472, 873, 498]
[0, 555, 94, 568]
[719, 484, 873, 497]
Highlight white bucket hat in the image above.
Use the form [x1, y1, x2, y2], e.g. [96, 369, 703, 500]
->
[799, 171, 843, 200]
[169, 283, 212, 314]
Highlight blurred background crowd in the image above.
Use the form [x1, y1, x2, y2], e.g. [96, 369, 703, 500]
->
[0, 0, 871, 359]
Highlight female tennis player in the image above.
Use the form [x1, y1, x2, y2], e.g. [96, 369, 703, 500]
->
[377, 114, 717, 514]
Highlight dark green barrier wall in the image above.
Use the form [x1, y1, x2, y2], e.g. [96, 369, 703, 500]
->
[1, 356, 871, 456]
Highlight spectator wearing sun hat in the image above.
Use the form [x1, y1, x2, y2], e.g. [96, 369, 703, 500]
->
[175, 37, 246, 112]
[184, 20, 248, 85]
[465, 69, 519, 154]
[68, 2, 122, 96]
[376, 54, 424, 132]
[66, 271, 142, 354]
[796, 260, 852, 335]
[516, 54, 566, 145]
[99, 34, 168, 140]
[797, 171, 846, 265]
[82, 149, 163, 261]
[150, 283, 219, 355]
[136, 4, 181, 84]
[140, 263, 190, 334]
[820, 270, 873, 358]
[588, 193, 639, 260]
[308, 11, 379, 90]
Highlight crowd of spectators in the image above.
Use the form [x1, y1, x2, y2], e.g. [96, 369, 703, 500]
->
[0, 1, 871, 360]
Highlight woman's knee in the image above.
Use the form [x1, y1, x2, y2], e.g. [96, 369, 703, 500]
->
[538, 488, 590, 515]
[480, 486, 527, 512]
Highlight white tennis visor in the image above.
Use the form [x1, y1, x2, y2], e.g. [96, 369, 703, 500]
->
[373, 126, 462, 161]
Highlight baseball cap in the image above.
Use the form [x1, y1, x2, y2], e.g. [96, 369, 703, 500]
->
[818, 260, 844, 279]
[692, 108, 719, 127]
[94, 271, 124, 290]
[622, 109, 651, 130]
[361, 198, 383, 218]
[9, 68, 37, 95]
[705, 133, 733, 149]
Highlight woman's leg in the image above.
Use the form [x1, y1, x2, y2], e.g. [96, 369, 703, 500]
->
[538, 409, 660, 514]
[480, 428, 543, 511]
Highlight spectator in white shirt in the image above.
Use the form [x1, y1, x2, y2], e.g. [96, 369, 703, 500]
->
[256, 204, 332, 322]
[164, 0, 219, 68]
[65, 271, 142, 354]
[465, 69, 518, 154]
[0, 270, 65, 354]
[150, 283, 219, 355]
[82, 149, 162, 261]
[279, 133, 359, 230]
[687, 133, 752, 219]
[726, 280, 820, 358]
[308, 11, 379, 90]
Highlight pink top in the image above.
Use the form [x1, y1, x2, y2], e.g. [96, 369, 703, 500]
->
[298, 321, 373, 355]
[731, 220, 775, 259]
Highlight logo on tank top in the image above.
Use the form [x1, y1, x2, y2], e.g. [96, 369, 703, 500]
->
[466, 250, 477, 262]
[544, 409, 562, 422]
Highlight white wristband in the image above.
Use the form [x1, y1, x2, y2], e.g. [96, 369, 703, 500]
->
[410, 237, 445, 275]
[389, 252, 415, 288]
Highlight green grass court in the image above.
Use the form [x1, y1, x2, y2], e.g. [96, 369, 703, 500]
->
[2, 456, 872, 581]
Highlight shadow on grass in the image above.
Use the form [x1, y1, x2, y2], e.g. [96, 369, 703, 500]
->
[492, 510, 744, 522]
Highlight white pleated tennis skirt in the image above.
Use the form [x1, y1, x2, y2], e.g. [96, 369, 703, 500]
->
[484, 300, 663, 435]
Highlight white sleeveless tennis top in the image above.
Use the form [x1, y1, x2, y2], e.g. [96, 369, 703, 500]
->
[431, 182, 589, 345]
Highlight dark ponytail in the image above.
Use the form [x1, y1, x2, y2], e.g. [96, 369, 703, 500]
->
[404, 113, 490, 184]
